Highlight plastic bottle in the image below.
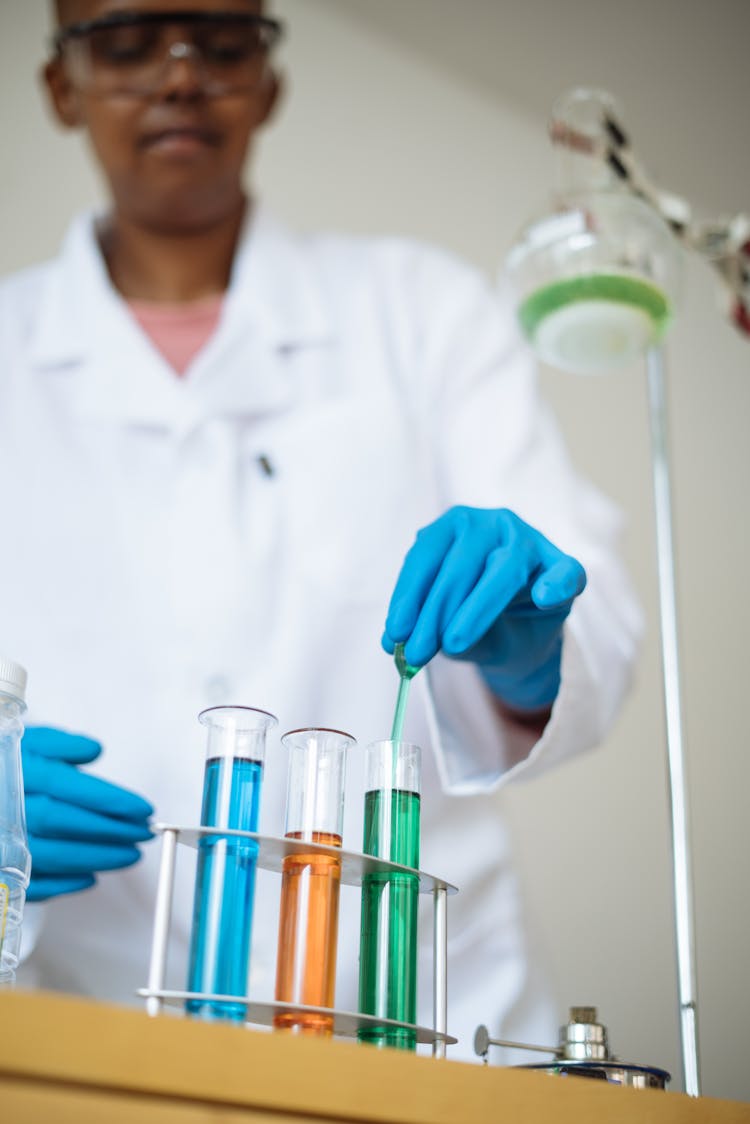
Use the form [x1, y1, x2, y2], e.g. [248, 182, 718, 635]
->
[0, 656, 30, 986]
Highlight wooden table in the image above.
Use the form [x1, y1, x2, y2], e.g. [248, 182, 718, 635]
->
[1, 991, 747, 1123]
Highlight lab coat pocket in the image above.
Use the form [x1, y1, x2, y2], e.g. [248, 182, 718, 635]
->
[273, 391, 431, 607]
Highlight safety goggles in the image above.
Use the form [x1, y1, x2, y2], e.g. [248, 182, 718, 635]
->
[53, 9, 284, 98]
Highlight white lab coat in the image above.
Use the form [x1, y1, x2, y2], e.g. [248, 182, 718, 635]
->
[0, 208, 640, 1059]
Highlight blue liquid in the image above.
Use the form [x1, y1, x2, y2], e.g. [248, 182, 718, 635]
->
[186, 756, 262, 1021]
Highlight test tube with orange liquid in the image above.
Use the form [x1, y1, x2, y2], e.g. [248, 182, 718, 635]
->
[273, 727, 355, 1036]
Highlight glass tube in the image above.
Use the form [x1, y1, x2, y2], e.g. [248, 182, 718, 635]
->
[358, 740, 421, 1051]
[274, 728, 354, 1036]
[186, 705, 277, 1022]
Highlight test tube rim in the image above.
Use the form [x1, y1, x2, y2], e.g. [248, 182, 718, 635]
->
[198, 705, 278, 729]
[280, 726, 357, 744]
[152, 822, 458, 895]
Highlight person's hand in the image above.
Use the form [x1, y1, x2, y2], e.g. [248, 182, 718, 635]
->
[22, 727, 154, 902]
[383, 506, 586, 712]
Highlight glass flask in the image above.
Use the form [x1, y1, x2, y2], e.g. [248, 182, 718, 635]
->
[186, 705, 277, 1022]
[507, 88, 683, 374]
[273, 727, 355, 1036]
[358, 739, 421, 1051]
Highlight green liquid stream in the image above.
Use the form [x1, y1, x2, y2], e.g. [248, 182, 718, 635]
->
[391, 677, 411, 743]
[391, 643, 419, 743]
[358, 788, 420, 1051]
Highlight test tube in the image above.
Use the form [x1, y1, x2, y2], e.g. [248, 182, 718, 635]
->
[358, 740, 421, 1051]
[186, 705, 277, 1022]
[274, 727, 355, 1036]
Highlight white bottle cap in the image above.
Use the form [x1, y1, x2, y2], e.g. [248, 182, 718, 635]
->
[0, 656, 27, 703]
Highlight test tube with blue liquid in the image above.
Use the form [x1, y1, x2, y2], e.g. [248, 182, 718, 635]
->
[186, 705, 277, 1021]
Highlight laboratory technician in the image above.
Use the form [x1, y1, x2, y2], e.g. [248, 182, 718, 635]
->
[1, 0, 641, 1058]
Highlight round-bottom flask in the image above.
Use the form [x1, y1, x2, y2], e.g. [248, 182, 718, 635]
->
[507, 88, 682, 374]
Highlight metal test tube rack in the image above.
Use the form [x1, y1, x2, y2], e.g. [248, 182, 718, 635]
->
[138, 824, 458, 1057]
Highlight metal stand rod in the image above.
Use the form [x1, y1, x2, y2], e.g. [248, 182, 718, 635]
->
[432, 885, 448, 1059]
[646, 346, 700, 1096]
[146, 827, 178, 1018]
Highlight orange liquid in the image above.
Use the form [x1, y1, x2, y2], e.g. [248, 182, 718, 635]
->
[273, 831, 342, 1036]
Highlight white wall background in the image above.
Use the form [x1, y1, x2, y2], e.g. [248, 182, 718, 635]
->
[1, 0, 748, 1102]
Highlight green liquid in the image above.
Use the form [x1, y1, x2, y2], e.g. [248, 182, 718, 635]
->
[519, 273, 671, 339]
[358, 788, 420, 1051]
[391, 643, 419, 743]
[390, 677, 411, 742]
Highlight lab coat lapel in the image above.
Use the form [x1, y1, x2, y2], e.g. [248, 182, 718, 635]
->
[27, 208, 335, 434]
[184, 208, 335, 418]
[28, 214, 194, 431]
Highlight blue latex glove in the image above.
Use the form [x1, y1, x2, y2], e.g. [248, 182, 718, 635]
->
[383, 506, 587, 712]
[22, 726, 154, 902]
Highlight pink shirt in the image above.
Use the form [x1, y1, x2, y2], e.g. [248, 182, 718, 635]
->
[128, 294, 224, 375]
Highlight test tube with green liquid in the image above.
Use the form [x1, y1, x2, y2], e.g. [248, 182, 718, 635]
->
[358, 739, 421, 1050]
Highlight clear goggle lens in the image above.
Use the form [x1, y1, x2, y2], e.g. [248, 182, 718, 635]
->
[58, 13, 282, 96]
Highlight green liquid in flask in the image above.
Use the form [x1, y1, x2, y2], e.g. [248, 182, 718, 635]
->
[358, 788, 420, 1050]
[519, 273, 672, 373]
